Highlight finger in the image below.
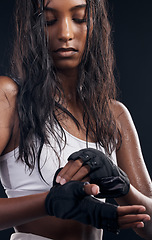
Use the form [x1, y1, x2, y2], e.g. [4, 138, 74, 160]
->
[81, 176, 90, 182]
[84, 183, 100, 196]
[56, 159, 84, 185]
[53, 168, 63, 185]
[118, 214, 150, 226]
[117, 205, 146, 216]
[71, 165, 90, 181]
[56, 160, 74, 183]
[119, 221, 145, 229]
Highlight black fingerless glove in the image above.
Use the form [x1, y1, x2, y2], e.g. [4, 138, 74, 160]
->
[45, 180, 119, 234]
[68, 148, 130, 198]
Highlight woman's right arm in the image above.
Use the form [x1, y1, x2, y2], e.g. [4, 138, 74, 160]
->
[0, 76, 18, 154]
[0, 76, 50, 230]
[0, 192, 48, 230]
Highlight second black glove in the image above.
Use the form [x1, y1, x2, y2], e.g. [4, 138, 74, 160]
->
[45, 180, 119, 234]
[68, 148, 130, 198]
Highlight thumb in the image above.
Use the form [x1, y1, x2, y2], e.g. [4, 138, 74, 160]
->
[69, 181, 99, 198]
[84, 183, 100, 196]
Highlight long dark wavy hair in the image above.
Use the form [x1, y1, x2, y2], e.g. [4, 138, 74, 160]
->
[10, 0, 121, 174]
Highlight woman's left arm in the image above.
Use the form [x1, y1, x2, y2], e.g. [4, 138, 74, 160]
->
[114, 101, 152, 239]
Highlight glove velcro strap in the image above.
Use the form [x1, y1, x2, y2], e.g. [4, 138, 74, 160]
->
[92, 176, 130, 198]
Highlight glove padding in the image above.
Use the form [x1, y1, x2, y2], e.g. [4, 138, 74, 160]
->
[68, 148, 130, 198]
[45, 180, 119, 234]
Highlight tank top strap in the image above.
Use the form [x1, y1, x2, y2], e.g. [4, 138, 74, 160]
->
[8, 75, 21, 86]
[11, 77, 21, 86]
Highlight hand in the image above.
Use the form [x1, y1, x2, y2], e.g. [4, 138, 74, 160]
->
[45, 181, 150, 234]
[117, 205, 150, 229]
[84, 184, 151, 230]
[55, 148, 130, 198]
[45, 181, 119, 233]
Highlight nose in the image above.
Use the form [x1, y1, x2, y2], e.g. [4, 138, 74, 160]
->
[58, 17, 74, 42]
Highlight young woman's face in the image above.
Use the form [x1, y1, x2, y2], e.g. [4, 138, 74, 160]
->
[44, 0, 87, 70]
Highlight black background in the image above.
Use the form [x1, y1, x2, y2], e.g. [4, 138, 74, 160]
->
[0, 0, 152, 239]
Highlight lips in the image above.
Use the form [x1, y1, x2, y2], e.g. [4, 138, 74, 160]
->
[54, 48, 78, 57]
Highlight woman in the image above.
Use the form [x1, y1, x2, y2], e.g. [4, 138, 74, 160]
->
[0, 0, 151, 239]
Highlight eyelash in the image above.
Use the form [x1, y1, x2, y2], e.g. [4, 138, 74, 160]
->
[46, 18, 86, 26]
[73, 18, 86, 24]
[46, 20, 57, 26]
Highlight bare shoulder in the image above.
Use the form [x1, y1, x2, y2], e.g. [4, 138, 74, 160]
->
[0, 76, 18, 106]
[0, 77, 19, 154]
[109, 100, 133, 130]
[109, 100, 130, 118]
[0, 76, 18, 94]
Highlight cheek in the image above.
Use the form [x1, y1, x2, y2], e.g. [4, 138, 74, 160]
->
[78, 26, 87, 48]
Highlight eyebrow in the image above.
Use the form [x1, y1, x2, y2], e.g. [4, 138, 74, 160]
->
[44, 4, 86, 12]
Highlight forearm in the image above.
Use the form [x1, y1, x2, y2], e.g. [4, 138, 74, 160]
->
[116, 185, 152, 239]
[0, 192, 48, 230]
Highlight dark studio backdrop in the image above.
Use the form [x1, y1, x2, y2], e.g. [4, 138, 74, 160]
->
[0, 0, 152, 239]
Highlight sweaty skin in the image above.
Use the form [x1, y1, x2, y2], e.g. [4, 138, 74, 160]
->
[0, 0, 151, 239]
[0, 79, 150, 239]
[57, 100, 152, 239]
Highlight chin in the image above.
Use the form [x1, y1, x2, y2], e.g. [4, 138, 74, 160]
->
[53, 56, 82, 70]
[54, 61, 80, 71]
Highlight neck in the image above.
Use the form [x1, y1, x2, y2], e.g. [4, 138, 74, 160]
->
[56, 68, 79, 103]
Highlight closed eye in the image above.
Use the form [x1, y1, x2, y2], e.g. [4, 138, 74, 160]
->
[73, 18, 86, 24]
[46, 19, 57, 26]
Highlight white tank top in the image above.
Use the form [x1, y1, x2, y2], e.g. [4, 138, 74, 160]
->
[0, 127, 117, 198]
